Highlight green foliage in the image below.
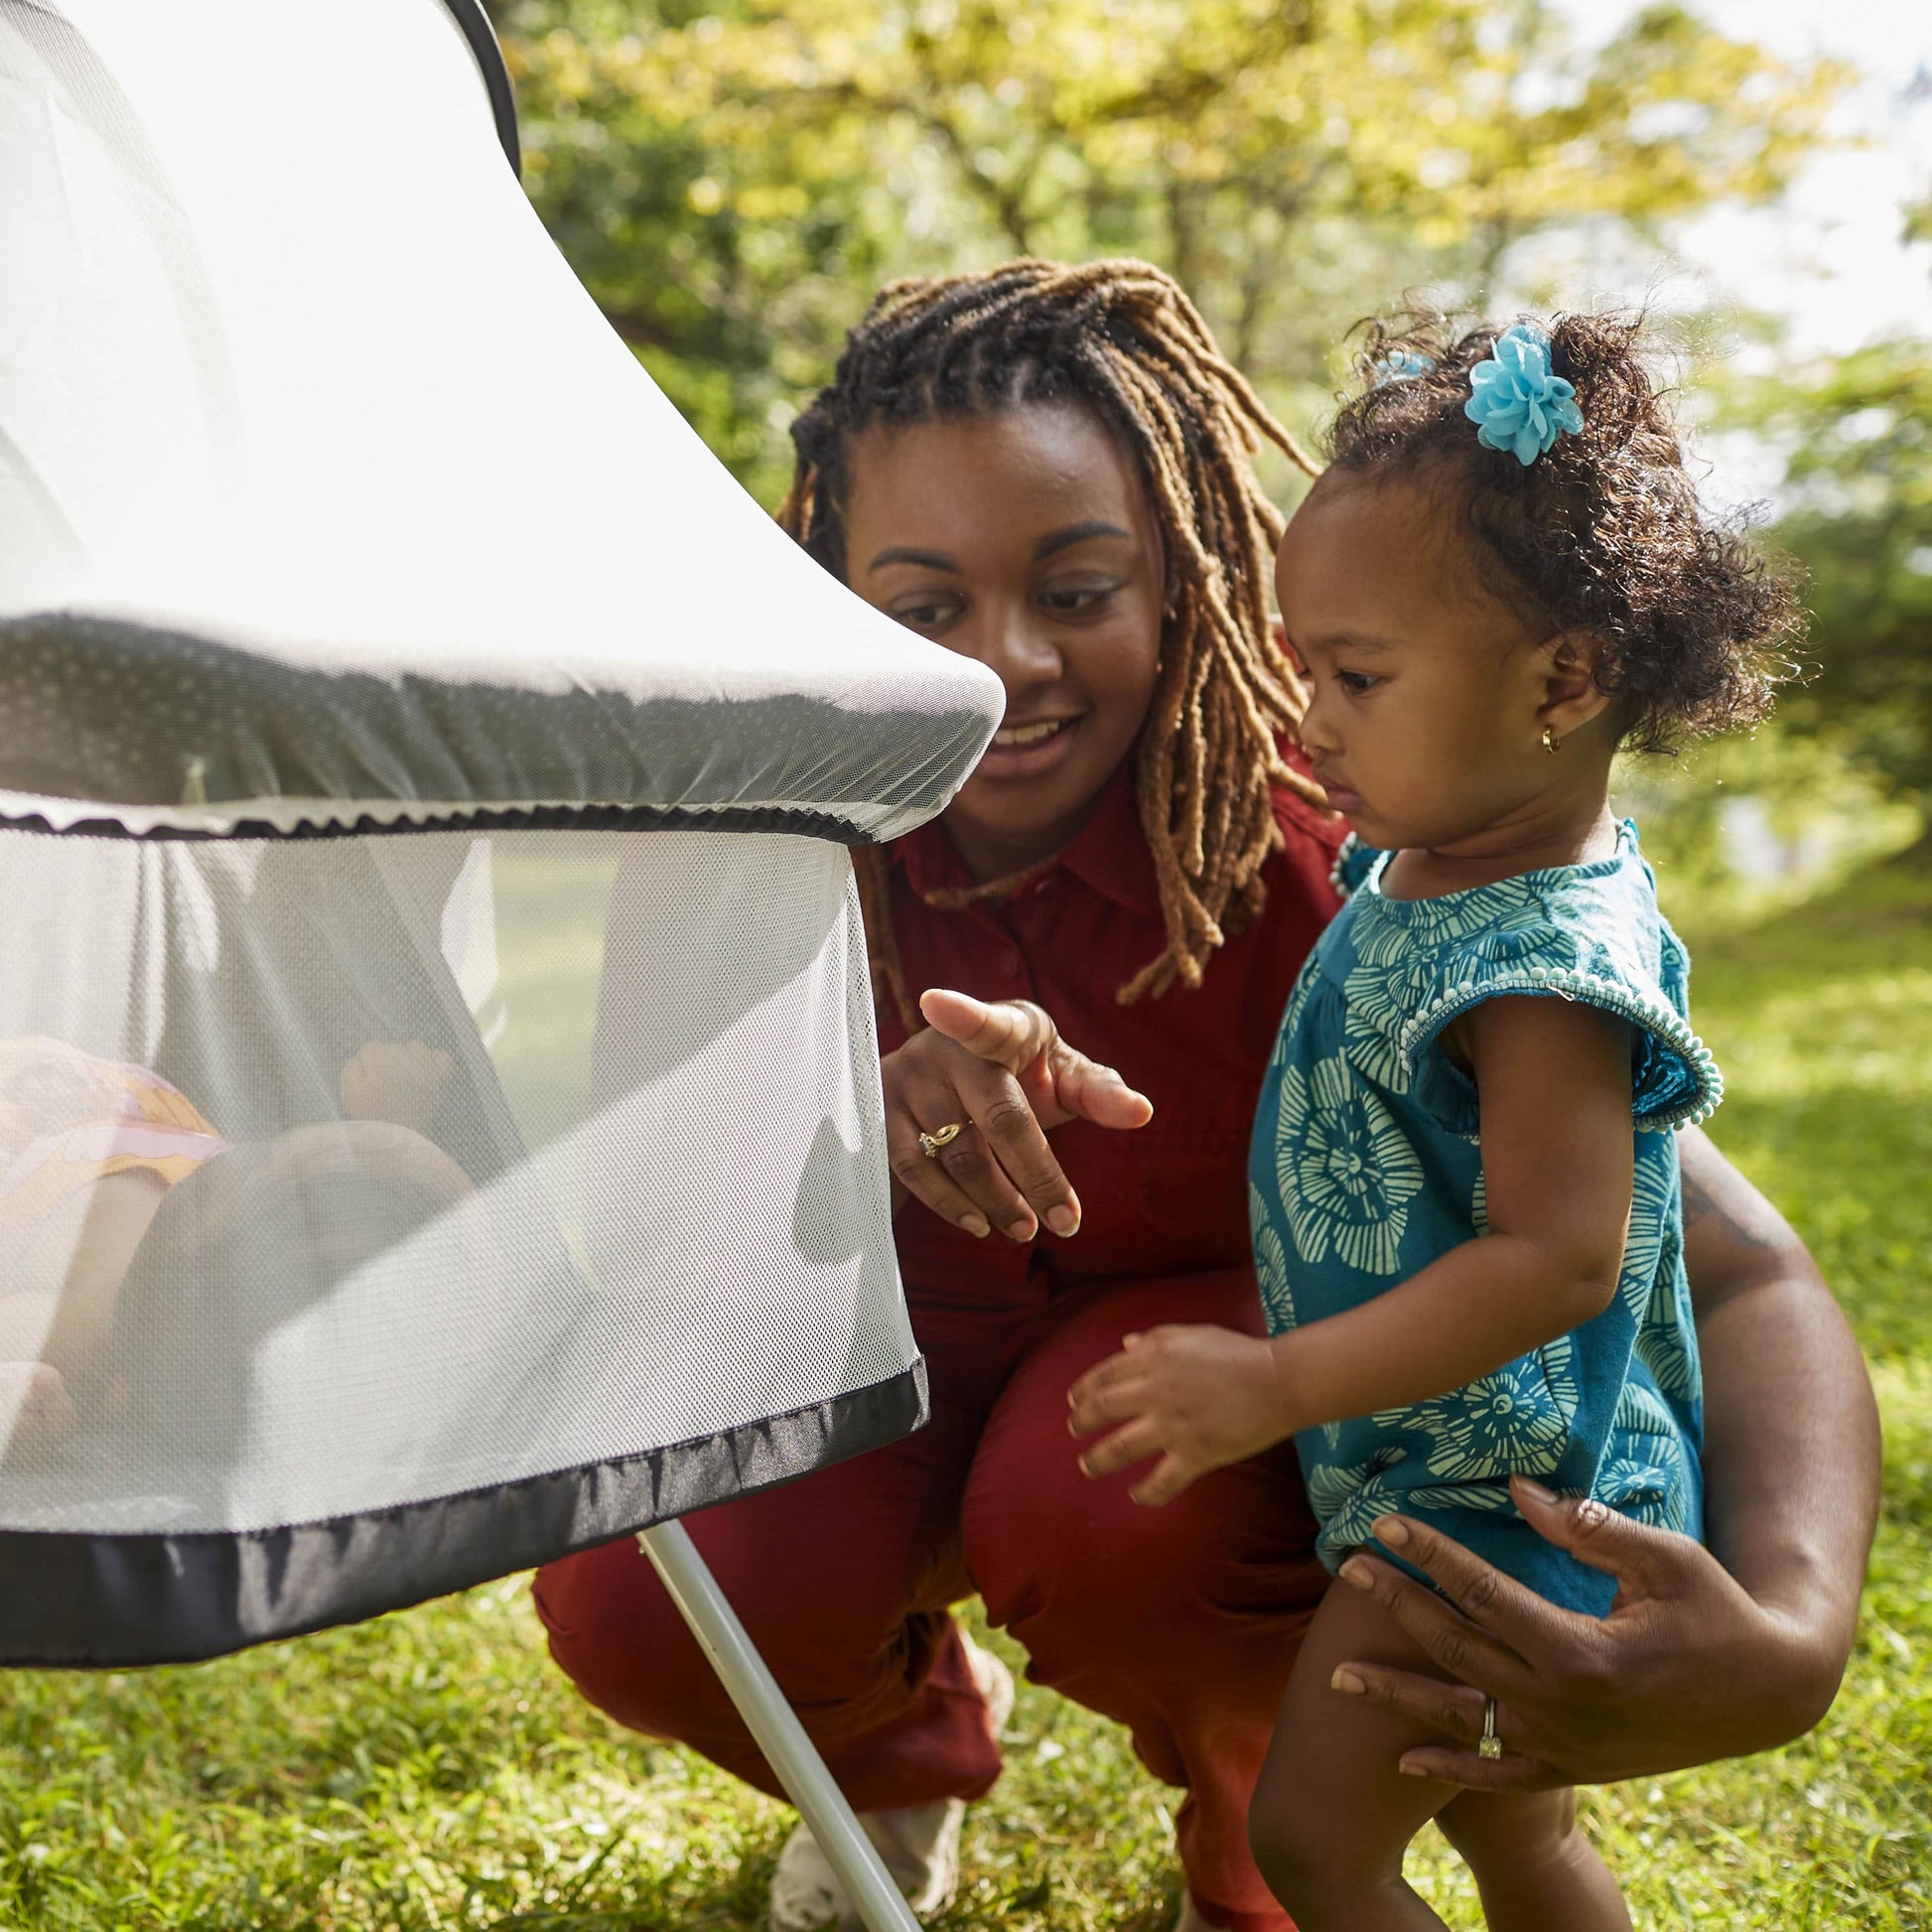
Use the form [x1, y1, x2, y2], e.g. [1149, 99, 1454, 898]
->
[1609, 725, 1922, 927]
[483, 0, 1845, 498]
[2, 851, 1930, 1927]
[1744, 331, 1932, 795]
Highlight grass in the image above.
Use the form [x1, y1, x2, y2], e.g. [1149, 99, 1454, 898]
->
[3, 848, 1931, 1930]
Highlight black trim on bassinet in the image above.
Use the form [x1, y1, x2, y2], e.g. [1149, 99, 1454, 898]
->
[0, 799, 880, 847]
[0, 1359, 926, 1668]
[437, 0, 521, 177]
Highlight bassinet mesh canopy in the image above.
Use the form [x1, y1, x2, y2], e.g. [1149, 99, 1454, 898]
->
[0, 0, 1002, 1665]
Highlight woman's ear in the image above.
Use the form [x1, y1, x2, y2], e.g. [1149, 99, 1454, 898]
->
[1533, 629, 1615, 746]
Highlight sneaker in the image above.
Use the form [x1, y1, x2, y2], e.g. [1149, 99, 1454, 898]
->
[766, 1635, 1016, 1932]
[964, 1629, 1018, 1737]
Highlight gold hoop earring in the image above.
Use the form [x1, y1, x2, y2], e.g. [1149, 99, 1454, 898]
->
[1542, 727, 1561, 756]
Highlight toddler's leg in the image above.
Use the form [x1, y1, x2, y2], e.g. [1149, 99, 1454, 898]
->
[1250, 1581, 1464, 1931]
[1438, 1787, 1631, 1932]
[1251, 1576, 1629, 1932]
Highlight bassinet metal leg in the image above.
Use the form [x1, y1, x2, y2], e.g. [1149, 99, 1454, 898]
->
[638, 1520, 923, 1932]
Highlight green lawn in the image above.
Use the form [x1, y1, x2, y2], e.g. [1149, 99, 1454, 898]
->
[3, 850, 1929, 1931]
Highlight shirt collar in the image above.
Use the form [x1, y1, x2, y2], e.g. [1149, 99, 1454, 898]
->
[892, 756, 1159, 917]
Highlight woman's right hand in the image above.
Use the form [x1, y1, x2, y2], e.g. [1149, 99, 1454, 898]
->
[884, 990, 1152, 1242]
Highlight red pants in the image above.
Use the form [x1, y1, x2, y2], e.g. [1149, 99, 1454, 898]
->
[533, 1270, 1327, 1931]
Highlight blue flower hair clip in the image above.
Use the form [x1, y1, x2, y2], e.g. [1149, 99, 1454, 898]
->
[1463, 323, 1583, 466]
[1373, 346, 1435, 386]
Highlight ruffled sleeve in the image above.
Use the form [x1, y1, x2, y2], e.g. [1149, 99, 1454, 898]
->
[1378, 869, 1721, 1139]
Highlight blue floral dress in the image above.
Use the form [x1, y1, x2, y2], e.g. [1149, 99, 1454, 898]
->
[1248, 823, 1719, 1614]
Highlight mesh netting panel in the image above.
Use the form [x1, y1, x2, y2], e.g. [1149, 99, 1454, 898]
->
[0, 826, 910, 1537]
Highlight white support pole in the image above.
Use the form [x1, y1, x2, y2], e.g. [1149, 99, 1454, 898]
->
[638, 1520, 923, 1932]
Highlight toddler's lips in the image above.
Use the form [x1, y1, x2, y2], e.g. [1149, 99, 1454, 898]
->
[1313, 772, 1362, 814]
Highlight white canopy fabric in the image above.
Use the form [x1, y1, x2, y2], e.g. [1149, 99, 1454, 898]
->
[0, 0, 998, 841]
[0, 0, 1001, 1664]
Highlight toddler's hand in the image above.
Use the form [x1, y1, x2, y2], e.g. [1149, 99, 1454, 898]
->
[0, 1360, 77, 1448]
[339, 1040, 455, 1135]
[1067, 1324, 1295, 1506]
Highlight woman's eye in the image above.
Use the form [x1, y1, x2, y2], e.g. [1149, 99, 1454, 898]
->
[1337, 670, 1382, 694]
[1038, 581, 1121, 617]
[889, 594, 963, 629]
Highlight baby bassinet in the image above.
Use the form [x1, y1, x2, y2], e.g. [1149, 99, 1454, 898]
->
[0, 0, 995, 1770]
[4, 10, 997, 1918]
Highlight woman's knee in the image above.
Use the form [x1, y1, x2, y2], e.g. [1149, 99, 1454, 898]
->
[965, 1456, 1182, 1632]
[966, 1442, 1302, 1644]
[533, 1539, 714, 1734]
[536, 1489, 925, 1732]
[964, 1280, 1318, 1633]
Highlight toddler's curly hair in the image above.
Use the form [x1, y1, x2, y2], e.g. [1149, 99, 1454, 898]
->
[1323, 309, 1800, 752]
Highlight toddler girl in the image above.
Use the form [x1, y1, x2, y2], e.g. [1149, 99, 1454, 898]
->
[1069, 310, 1798, 1930]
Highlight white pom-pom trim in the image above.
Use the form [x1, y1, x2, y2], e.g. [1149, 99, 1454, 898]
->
[1396, 966, 1723, 1133]
[1329, 832, 1364, 897]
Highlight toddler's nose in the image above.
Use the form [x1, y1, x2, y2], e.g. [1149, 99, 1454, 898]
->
[1298, 693, 1343, 756]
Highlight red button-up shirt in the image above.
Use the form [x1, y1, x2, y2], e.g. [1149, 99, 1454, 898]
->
[880, 759, 1346, 1311]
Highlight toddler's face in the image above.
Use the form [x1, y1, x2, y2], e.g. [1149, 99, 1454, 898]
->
[1275, 471, 1559, 853]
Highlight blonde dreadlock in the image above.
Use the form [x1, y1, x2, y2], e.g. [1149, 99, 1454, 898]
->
[777, 258, 1327, 1031]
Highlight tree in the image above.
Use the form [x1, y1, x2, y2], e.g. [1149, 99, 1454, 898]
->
[1743, 329, 1932, 795]
[485, 0, 1847, 499]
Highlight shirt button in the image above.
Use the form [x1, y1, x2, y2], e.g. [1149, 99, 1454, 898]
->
[999, 947, 1023, 977]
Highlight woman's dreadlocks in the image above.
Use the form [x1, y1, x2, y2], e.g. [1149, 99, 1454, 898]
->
[778, 258, 1327, 1029]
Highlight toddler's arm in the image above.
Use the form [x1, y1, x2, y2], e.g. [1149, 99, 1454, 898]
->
[1069, 996, 1635, 1504]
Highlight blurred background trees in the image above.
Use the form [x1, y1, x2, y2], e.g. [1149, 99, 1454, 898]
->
[483, 0, 1929, 837]
[1728, 213, 1932, 799]
[485, 0, 1842, 487]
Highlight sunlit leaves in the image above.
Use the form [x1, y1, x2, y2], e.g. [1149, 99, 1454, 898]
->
[484, 0, 1846, 499]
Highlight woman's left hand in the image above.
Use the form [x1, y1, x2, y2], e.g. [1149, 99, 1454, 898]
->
[1066, 1323, 1294, 1505]
[1328, 1474, 1847, 1790]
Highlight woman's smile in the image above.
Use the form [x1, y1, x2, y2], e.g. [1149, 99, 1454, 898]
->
[975, 712, 1085, 781]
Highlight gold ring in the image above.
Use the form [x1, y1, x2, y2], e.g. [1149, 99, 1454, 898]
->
[1478, 1696, 1502, 1761]
[918, 1123, 965, 1160]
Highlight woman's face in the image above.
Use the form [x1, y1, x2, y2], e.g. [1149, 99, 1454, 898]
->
[842, 405, 1167, 882]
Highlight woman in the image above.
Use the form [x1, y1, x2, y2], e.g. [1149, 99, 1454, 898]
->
[534, 262, 1878, 1932]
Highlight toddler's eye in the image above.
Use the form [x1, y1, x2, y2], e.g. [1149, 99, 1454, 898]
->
[1337, 669, 1382, 694]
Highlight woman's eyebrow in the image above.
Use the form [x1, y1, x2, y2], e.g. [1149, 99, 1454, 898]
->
[867, 546, 960, 574]
[1033, 520, 1132, 561]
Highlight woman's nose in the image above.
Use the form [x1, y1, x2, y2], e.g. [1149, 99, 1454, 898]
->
[978, 601, 1064, 690]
